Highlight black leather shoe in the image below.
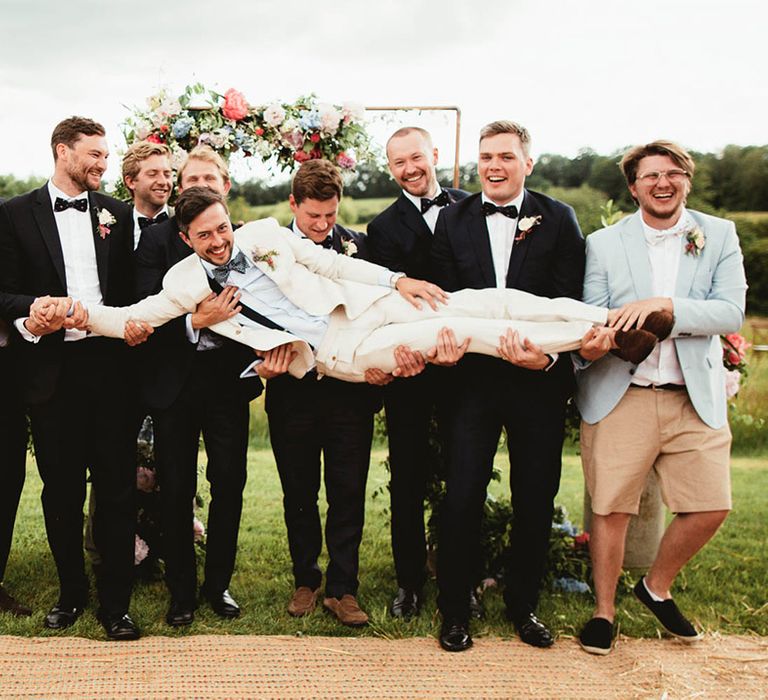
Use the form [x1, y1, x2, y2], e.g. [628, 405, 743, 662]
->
[98, 612, 140, 641]
[439, 618, 473, 652]
[166, 601, 195, 627]
[44, 603, 85, 629]
[202, 588, 240, 619]
[633, 577, 701, 641]
[469, 589, 484, 620]
[513, 612, 554, 648]
[0, 586, 32, 617]
[390, 588, 421, 619]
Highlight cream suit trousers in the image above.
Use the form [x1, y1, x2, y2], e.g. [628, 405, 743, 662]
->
[316, 288, 608, 382]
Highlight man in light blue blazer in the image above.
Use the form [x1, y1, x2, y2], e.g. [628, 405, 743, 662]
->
[574, 140, 747, 655]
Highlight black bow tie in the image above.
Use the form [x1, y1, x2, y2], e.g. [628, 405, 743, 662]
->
[320, 235, 334, 249]
[54, 197, 88, 213]
[137, 212, 169, 229]
[481, 201, 519, 219]
[211, 250, 249, 285]
[420, 190, 451, 214]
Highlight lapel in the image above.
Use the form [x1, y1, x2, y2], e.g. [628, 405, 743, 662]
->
[395, 194, 432, 241]
[88, 193, 111, 298]
[505, 190, 537, 288]
[620, 211, 654, 299]
[331, 224, 346, 255]
[675, 212, 702, 297]
[31, 186, 67, 290]
[465, 196, 496, 287]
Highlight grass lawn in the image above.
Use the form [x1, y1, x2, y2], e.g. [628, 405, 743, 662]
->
[1, 448, 765, 641]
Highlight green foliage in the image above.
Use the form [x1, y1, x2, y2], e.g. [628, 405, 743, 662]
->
[0, 174, 46, 200]
[742, 238, 768, 315]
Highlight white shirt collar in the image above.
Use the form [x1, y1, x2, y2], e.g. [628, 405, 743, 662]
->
[402, 185, 443, 213]
[47, 179, 87, 209]
[481, 189, 525, 213]
[640, 208, 694, 243]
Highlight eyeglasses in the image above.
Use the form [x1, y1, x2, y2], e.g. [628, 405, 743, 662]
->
[636, 169, 690, 184]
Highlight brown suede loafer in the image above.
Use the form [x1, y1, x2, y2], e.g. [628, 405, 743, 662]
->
[323, 594, 369, 627]
[641, 310, 675, 341]
[613, 328, 658, 365]
[288, 587, 320, 617]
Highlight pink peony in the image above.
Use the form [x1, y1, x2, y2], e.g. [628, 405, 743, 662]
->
[222, 88, 249, 121]
[336, 152, 356, 169]
[136, 466, 156, 493]
[193, 516, 206, 542]
[134, 535, 149, 565]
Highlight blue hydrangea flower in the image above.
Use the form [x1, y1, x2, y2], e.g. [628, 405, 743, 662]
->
[553, 577, 591, 593]
[172, 115, 195, 139]
[553, 521, 578, 537]
[298, 110, 321, 130]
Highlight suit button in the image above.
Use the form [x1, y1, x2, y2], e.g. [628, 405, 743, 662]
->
[235, 329, 241, 335]
[629, 368, 636, 375]
[331, 355, 337, 361]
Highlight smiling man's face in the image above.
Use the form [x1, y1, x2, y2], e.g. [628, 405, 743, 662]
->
[629, 154, 691, 228]
[386, 131, 439, 198]
[478, 132, 533, 205]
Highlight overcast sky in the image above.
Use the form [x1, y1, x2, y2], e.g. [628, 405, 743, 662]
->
[1, 0, 765, 185]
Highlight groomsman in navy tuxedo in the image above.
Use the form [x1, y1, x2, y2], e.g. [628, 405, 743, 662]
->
[133, 145, 265, 626]
[430, 120, 586, 651]
[367, 127, 469, 619]
[0, 199, 31, 616]
[0, 117, 140, 639]
[267, 159, 382, 627]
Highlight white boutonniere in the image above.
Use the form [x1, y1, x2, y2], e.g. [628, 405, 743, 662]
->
[252, 247, 279, 270]
[515, 215, 543, 242]
[684, 226, 705, 256]
[95, 208, 116, 239]
[341, 239, 358, 257]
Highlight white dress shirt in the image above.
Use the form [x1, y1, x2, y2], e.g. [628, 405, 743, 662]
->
[16, 180, 103, 342]
[632, 209, 693, 387]
[482, 191, 525, 289]
[403, 186, 447, 234]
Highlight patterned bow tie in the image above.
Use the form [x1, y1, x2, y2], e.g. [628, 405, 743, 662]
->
[137, 211, 169, 229]
[211, 250, 249, 285]
[420, 190, 451, 214]
[481, 201, 519, 219]
[54, 197, 88, 213]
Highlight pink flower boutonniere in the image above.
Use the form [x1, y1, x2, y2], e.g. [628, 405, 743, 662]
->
[515, 215, 543, 242]
[341, 239, 358, 257]
[95, 208, 116, 239]
[685, 226, 705, 256]
[252, 247, 279, 271]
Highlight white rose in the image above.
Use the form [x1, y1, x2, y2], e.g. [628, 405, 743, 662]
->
[263, 103, 286, 127]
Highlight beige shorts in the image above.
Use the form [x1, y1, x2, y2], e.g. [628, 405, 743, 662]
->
[581, 386, 732, 515]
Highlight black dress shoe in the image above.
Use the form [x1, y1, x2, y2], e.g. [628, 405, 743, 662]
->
[513, 612, 554, 648]
[166, 601, 195, 627]
[390, 588, 421, 619]
[202, 588, 240, 619]
[468, 588, 484, 620]
[98, 612, 140, 641]
[44, 603, 85, 629]
[0, 586, 32, 617]
[439, 618, 473, 652]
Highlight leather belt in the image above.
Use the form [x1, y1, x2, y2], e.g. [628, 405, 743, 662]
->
[631, 383, 687, 392]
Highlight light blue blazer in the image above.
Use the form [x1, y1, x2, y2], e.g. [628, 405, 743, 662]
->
[575, 210, 747, 429]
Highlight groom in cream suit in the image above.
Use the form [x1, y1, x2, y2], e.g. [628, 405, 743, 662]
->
[80, 188, 632, 380]
[575, 141, 747, 655]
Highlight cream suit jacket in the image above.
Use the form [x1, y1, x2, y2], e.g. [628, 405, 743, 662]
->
[87, 218, 395, 378]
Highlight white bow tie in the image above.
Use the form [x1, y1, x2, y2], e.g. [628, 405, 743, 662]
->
[644, 226, 686, 246]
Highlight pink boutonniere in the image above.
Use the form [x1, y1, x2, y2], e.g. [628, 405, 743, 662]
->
[684, 226, 705, 256]
[515, 215, 542, 242]
[95, 208, 116, 239]
[252, 247, 279, 270]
